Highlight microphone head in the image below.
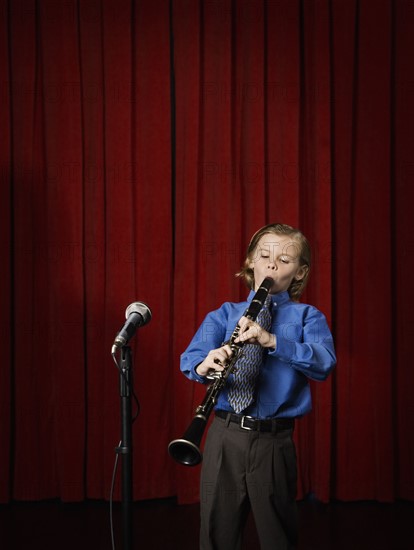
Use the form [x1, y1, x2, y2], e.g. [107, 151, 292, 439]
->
[125, 301, 152, 326]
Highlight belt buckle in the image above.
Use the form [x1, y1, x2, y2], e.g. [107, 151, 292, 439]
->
[240, 415, 254, 430]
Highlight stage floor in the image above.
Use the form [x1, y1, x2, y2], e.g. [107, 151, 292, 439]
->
[2, 497, 413, 549]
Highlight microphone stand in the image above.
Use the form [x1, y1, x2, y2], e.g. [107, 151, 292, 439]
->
[115, 345, 133, 550]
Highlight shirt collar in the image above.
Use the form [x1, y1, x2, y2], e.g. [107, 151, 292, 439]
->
[247, 289, 290, 307]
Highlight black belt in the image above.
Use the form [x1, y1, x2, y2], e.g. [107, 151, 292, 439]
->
[215, 410, 294, 432]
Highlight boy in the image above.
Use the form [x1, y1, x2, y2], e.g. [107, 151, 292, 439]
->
[180, 223, 336, 549]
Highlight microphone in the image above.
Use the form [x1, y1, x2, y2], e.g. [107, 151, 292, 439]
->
[112, 302, 152, 353]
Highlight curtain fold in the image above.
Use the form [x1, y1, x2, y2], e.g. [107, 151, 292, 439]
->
[0, 0, 413, 505]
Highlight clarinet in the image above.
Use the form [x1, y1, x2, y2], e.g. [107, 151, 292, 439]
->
[168, 277, 273, 466]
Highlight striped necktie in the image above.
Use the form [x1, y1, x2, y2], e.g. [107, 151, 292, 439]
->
[228, 296, 273, 414]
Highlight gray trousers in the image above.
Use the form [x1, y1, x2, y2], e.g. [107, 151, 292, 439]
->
[200, 415, 298, 550]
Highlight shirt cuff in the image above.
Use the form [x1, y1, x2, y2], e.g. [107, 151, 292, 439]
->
[192, 364, 208, 383]
[268, 335, 296, 363]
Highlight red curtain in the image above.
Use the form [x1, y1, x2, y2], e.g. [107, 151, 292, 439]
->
[0, 0, 413, 505]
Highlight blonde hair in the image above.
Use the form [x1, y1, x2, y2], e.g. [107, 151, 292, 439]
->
[237, 223, 311, 301]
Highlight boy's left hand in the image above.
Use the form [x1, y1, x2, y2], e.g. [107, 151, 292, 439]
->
[234, 316, 276, 349]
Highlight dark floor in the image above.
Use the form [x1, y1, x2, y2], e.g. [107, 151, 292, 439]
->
[1, 497, 413, 549]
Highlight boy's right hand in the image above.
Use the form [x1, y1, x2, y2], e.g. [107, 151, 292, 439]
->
[195, 344, 233, 377]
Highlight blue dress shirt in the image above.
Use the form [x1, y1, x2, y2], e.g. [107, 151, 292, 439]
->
[180, 290, 336, 419]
